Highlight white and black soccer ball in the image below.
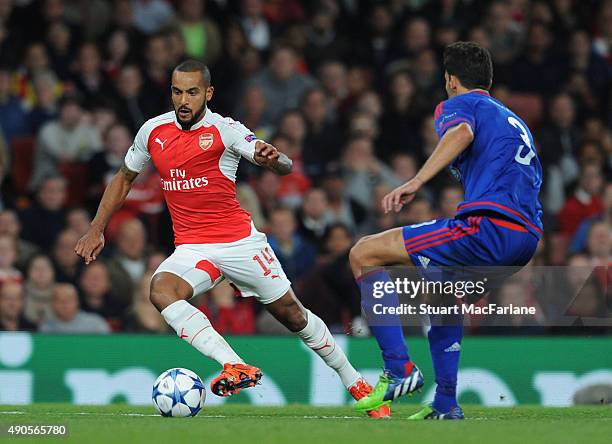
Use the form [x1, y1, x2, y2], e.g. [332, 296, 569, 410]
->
[152, 368, 206, 417]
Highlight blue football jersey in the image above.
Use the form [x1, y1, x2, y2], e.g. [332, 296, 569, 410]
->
[433, 91, 543, 238]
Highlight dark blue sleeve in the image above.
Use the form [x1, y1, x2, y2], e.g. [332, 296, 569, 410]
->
[433, 97, 476, 138]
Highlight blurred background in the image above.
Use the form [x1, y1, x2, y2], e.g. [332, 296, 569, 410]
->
[0, 0, 609, 339]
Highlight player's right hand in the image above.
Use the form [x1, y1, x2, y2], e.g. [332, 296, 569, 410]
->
[74, 227, 105, 265]
[382, 178, 423, 213]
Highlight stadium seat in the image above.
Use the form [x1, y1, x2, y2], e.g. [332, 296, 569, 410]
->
[506, 93, 544, 129]
[10, 136, 36, 197]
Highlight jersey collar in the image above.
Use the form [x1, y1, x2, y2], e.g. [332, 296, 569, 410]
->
[173, 107, 213, 131]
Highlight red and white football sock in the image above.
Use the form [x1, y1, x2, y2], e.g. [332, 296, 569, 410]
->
[161, 300, 244, 365]
[297, 309, 361, 389]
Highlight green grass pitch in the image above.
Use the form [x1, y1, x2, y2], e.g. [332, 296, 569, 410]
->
[1, 404, 610, 444]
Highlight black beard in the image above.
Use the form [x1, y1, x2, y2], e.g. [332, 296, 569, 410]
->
[176, 103, 207, 130]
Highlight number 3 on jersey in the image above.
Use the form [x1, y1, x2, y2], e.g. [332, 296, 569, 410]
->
[508, 116, 536, 166]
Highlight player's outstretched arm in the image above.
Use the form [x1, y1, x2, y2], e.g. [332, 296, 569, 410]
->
[74, 163, 139, 264]
[253, 141, 292, 175]
[383, 123, 473, 213]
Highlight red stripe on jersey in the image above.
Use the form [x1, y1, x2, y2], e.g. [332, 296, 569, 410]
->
[407, 217, 482, 254]
[456, 201, 542, 234]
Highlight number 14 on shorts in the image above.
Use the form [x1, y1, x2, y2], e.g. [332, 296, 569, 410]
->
[252, 247, 278, 277]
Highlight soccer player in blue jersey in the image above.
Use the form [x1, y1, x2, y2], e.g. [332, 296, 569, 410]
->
[350, 42, 543, 419]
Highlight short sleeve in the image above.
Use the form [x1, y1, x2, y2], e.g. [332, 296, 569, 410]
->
[220, 118, 259, 164]
[124, 123, 151, 173]
[434, 97, 476, 139]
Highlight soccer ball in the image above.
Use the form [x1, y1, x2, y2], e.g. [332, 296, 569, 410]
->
[152, 368, 206, 417]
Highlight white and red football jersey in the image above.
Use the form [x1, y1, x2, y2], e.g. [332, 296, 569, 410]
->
[124, 108, 260, 245]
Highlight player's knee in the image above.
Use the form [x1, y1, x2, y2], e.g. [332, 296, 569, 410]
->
[149, 273, 188, 311]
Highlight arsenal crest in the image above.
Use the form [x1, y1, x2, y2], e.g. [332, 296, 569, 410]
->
[199, 133, 214, 151]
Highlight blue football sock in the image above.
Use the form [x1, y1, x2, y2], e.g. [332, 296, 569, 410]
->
[428, 314, 463, 413]
[358, 269, 410, 378]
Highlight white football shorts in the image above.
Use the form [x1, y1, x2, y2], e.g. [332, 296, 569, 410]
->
[153, 226, 291, 305]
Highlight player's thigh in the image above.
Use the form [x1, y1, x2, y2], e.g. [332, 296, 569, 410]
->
[213, 232, 291, 305]
[152, 246, 224, 299]
[350, 227, 414, 273]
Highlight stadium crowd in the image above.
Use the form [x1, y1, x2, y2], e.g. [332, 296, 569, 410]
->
[0, 0, 610, 335]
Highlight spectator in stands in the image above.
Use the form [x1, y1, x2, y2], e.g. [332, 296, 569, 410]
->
[348, 111, 379, 142]
[318, 60, 348, 114]
[28, 70, 60, 133]
[511, 22, 564, 94]
[297, 188, 333, 251]
[248, 45, 317, 122]
[79, 261, 123, 319]
[66, 208, 92, 237]
[174, 0, 221, 65]
[304, 7, 349, 70]
[132, 0, 174, 35]
[354, 4, 393, 72]
[438, 184, 464, 219]
[70, 43, 113, 107]
[46, 22, 73, 80]
[390, 152, 418, 183]
[39, 283, 110, 333]
[539, 93, 582, 212]
[341, 136, 401, 211]
[29, 94, 102, 190]
[143, 34, 173, 99]
[358, 183, 396, 236]
[269, 132, 310, 209]
[52, 229, 81, 284]
[566, 30, 609, 116]
[235, 85, 273, 141]
[585, 221, 612, 266]
[484, 1, 524, 65]
[301, 88, 342, 179]
[23, 254, 55, 324]
[398, 196, 434, 226]
[320, 164, 365, 232]
[0, 282, 36, 331]
[391, 17, 431, 62]
[122, 271, 167, 333]
[558, 163, 604, 236]
[299, 222, 364, 334]
[112, 64, 165, 134]
[197, 280, 256, 335]
[0, 209, 38, 270]
[239, 0, 271, 52]
[253, 169, 281, 222]
[107, 219, 147, 308]
[19, 175, 67, 251]
[104, 29, 132, 79]
[88, 123, 132, 196]
[379, 70, 424, 160]
[267, 207, 316, 282]
[0, 235, 22, 284]
[570, 183, 612, 254]
[0, 68, 31, 144]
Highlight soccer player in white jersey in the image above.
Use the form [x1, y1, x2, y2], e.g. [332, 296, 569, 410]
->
[75, 60, 389, 417]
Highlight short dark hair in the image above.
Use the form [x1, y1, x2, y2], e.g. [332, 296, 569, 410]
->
[174, 59, 211, 86]
[443, 42, 493, 90]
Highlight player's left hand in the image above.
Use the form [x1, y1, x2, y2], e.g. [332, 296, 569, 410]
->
[254, 141, 280, 167]
[382, 178, 423, 213]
